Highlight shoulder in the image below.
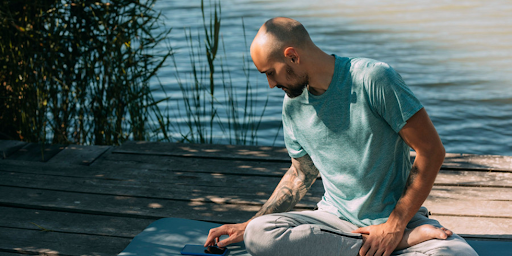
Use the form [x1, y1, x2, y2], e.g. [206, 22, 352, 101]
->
[349, 57, 396, 79]
[348, 58, 405, 96]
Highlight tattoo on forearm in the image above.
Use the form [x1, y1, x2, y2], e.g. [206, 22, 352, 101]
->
[402, 165, 419, 196]
[254, 154, 319, 218]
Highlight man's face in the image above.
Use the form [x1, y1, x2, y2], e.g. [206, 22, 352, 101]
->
[250, 36, 309, 98]
[255, 58, 309, 98]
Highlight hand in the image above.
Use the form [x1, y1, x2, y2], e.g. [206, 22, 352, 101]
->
[352, 222, 404, 256]
[204, 222, 249, 248]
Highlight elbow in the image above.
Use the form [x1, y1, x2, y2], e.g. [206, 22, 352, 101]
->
[434, 140, 446, 162]
[439, 144, 446, 160]
[414, 141, 445, 170]
[435, 144, 446, 169]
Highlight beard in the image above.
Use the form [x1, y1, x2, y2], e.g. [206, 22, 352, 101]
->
[279, 64, 309, 98]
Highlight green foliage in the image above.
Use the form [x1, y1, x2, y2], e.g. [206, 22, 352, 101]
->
[0, 0, 172, 145]
[0, 0, 270, 146]
[172, 1, 267, 145]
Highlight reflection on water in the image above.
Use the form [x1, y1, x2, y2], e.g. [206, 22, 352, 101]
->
[156, 0, 512, 156]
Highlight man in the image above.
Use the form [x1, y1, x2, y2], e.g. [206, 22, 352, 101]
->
[205, 17, 478, 256]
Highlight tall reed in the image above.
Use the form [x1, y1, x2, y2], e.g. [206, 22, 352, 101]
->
[0, 0, 172, 145]
[171, 0, 268, 145]
[1, 0, 271, 146]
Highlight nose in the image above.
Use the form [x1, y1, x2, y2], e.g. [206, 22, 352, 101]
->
[267, 77, 277, 89]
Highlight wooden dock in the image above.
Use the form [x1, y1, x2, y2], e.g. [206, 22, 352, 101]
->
[0, 140, 511, 255]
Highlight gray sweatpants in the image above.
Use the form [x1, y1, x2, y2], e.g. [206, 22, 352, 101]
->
[244, 207, 478, 256]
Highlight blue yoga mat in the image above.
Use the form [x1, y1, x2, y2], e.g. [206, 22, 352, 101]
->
[119, 217, 510, 256]
[118, 218, 250, 256]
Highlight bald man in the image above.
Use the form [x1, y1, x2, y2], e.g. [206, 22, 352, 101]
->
[205, 17, 478, 256]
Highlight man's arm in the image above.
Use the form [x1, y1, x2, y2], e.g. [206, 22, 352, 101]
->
[353, 108, 445, 256]
[204, 154, 320, 247]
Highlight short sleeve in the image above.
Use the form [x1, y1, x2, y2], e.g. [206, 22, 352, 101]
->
[365, 63, 423, 133]
[282, 107, 307, 158]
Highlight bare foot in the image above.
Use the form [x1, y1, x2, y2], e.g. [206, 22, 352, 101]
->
[396, 224, 453, 250]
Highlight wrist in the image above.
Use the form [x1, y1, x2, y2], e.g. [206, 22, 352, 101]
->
[386, 213, 407, 232]
[242, 220, 251, 229]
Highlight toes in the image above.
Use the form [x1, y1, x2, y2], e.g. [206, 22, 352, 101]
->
[439, 227, 453, 238]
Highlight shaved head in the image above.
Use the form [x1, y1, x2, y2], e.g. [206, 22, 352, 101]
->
[251, 17, 318, 98]
[252, 17, 313, 62]
[251, 17, 335, 98]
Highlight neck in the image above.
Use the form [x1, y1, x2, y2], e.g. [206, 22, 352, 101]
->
[305, 48, 336, 96]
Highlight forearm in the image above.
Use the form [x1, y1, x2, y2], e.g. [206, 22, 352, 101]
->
[250, 155, 319, 221]
[252, 168, 305, 219]
[205, 156, 319, 247]
[388, 149, 445, 229]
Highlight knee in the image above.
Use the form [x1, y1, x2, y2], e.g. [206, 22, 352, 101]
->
[423, 235, 479, 256]
[244, 215, 279, 256]
[244, 215, 267, 243]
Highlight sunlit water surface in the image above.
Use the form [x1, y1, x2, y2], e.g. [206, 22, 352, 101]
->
[155, 0, 512, 156]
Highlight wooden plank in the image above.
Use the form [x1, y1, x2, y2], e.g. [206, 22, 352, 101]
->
[431, 215, 512, 238]
[1, 167, 510, 219]
[95, 153, 512, 187]
[6, 143, 66, 162]
[114, 140, 291, 161]
[7, 154, 291, 177]
[428, 186, 512, 201]
[1, 169, 511, 210]
[2, 159, 511, 216]
[0, 186, 260, 223]
[0, 252, 26, 256]
[10, 151, 512, 189]
[411, 151, 512, 172]
[435, 170, 512, 188]
[116, 141, 512, 171]
[0, 227, 131, 256]
[5, 155, 512, 192]
[0, 159, 290, 191]
[0, 206, 153, 238]
[443, 153, 512, 171]
[3, 178, 510, 238]
[5, 155, 512, 191]
[47, 145, 111, 166]
[1, 187, 508, 239]
[0, 140, 27, 159]
[0, 171, 321, 209]
[423, 198, 512, 218]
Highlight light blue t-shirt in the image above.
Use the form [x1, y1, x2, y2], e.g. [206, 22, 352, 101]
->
[282, 55, 423, 227]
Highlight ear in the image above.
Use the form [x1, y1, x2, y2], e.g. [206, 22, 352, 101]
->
[283, 47, 300, 64]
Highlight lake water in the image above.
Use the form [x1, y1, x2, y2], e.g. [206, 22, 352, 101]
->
[155, 0, 512, 156]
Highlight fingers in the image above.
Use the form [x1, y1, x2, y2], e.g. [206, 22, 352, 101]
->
[359, 245, 392, 256]
[204, 226, 227, 247]
[359, 243, 369, 256]
[352, 226, 370, 234]
[204, 223, 247, 247]
[218, 228, 245, 247]
[218, 236, 235, 247]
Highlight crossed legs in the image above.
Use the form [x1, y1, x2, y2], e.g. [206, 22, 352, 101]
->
[244, 207, 478, 256]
